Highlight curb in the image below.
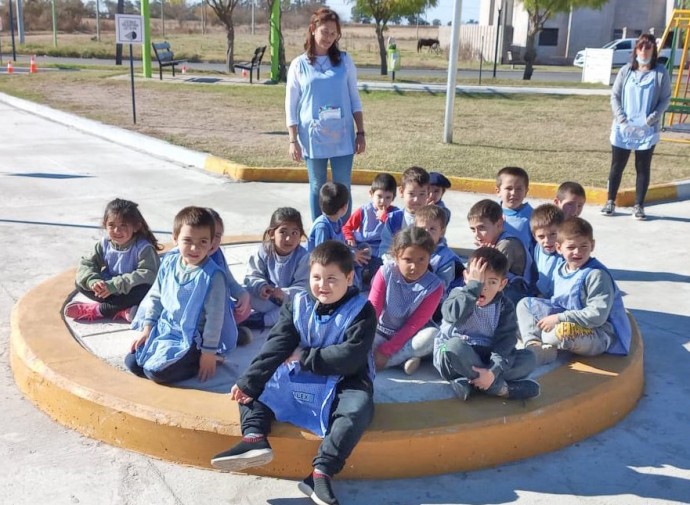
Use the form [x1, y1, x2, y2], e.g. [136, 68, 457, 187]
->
[10, 237, 644, 480]
[2, 91, 688, 206]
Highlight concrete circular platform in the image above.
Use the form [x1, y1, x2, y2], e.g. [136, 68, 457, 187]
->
[10, 237, 644, 480]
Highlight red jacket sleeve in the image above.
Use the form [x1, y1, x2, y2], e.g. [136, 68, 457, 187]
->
[342, 207, 363, 242]
[367, 268, 386, 318]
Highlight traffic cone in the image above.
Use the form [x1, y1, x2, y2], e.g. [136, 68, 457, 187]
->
[29, 55, 37, 74]
[181, 64, 187, 74]
[242, 69, 248, 79]
[7, 61, 13, 74]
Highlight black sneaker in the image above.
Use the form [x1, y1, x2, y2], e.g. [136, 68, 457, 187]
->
[298, 472, 340, 505]
[211, 436, 273, 472]
[506, 379, 540, 400]
[632, 205, 646, 220]
[449, 377, 471, 401]
[241, 312, 265, 330]
[236, 325, 253, 346]
[600, 200, 615, 216]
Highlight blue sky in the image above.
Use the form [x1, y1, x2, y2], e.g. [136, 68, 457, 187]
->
[327, 0, 481, 25]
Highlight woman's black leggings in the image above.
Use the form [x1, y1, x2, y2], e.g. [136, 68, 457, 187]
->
[606, 145, 655, 206]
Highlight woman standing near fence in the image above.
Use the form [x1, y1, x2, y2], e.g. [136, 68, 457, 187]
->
[285, 7, 366, 221]
[602, 33, 671, 221]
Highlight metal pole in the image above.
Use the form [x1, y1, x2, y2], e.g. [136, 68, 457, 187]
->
[129, 44, 137, 123]
[96, 0, 101, 42]
[492, 6, 502, 78]
[161, 0, 165, 37]
[443, 0, 463, 144]
[51, 0, 58, 47]
[564, 6, 573, 58]
[15, 0, 24, 45]
[479, 35, 483, 85]
[8, 0, 16, 61]
[251, 0, 255, 36]
[141, 0, 152, 78]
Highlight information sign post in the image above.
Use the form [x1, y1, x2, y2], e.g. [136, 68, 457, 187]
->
[115, 15, 144, 124]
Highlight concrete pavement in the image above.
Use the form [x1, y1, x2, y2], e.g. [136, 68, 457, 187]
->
[1, 96, 690, 504]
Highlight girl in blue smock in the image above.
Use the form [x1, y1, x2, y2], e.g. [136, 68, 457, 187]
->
[285, 7, 366, 221]
[603, 33, 671, 221]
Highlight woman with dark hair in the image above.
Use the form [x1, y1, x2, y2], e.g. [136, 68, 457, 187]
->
[285, 7, 366, 221]
[602, 33, 671, 220]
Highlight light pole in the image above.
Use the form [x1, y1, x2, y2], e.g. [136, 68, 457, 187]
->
[492, 3, 503, 78]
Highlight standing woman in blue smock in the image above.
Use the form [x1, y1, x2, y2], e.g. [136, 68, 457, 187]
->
[286, 7, 366, 222]
[602, 33, 671, 221]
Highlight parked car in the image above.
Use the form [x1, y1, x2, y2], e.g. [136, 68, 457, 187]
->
[573, 38, 688, 68]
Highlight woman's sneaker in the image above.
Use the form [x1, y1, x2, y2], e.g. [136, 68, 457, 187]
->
[210, 435, 273, 472]
[298, 471, 339, 505]
[600, 200, 615, 216]
[632, 205, 646, 220]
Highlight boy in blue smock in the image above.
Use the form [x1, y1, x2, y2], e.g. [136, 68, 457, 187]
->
[496, 166, 533, 251]
[125, 207, 236, 384]
[378, 165, 430, 257]
[211, 241, 377, 505]
[517, 217, 632, 366]
[307, 182, 349, 251]
[467, 199, 533, 306]
[530, 204, 565, 299]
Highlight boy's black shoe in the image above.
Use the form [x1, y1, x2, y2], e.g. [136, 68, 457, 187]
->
[449, 377, 471, 401]
[241, 312, 265, 330]
[210, 436, 273, 472]
[236, 325, 253, 347]
[298, 471, 339, 505]
[506, 379, 540, 400]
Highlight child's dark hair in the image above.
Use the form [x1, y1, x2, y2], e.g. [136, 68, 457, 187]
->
[262, 207, 306, 253]
[391, 226, 435, 257]
[557, 217, 594, 244]
[173, 206, 215, 239]
[103, 198, 162, 251]
[556, 181, 586, 201]
[206, 208, 224, 230]
[401, 166, 430, 189]
[319, 182, 350, 215]
[470, 247, 509, 278]
[467, 199, 503, 224]
[310, 240, 354, 275]
[530, 204, 564, 233]
[496, 166, 529, 189]
[371, 173, 397, 194]
[415, 204, 448, 228]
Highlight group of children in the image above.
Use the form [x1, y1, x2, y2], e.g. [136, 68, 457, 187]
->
[66, 166, 631, 505]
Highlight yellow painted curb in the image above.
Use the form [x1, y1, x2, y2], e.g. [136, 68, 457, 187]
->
[202, 155, 678, 207]
[10, 238, 644, 479]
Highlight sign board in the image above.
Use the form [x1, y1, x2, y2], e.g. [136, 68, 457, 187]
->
[115, 14, 143, 45]
[581, 48, 614, 85]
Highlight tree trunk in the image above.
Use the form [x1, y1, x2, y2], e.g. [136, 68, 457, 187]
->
[375, 22, 387, 75]
[225, 20, 235, 73]
[522, 31, 536, 80]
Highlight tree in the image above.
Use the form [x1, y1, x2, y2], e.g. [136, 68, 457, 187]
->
[519, 0, 608, 80]
[352, 0, 436, 75]
[206, 0, 242, 72]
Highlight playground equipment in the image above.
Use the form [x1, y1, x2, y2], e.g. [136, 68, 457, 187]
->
[659, 9, 690, 143]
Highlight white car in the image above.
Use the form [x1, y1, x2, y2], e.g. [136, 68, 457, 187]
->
[573, 38, 688, 68]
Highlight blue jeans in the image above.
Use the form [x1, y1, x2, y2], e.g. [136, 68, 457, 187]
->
[305, 155, 354, 221]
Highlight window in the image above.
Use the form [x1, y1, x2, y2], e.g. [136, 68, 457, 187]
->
[613, 29, 623, 39]
[539, 28, 559, 47]
[616, 40, 632, 50]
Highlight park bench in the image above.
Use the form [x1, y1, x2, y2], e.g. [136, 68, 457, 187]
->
[152, 41, 186, 81]
[234, 46, 267, 84]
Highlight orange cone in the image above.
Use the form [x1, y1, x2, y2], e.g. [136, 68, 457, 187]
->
[242, 69, 248, 79]
[29, 55, 37, 74]
[7, 61, 13, 74]
[181, 64, 187, 74]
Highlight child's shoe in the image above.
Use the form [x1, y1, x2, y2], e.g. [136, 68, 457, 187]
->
[555, 322, 594, 340]
[298, 470, 339, 505]
[65, 302, 102, 321]
[241, 312, 265, 330]
[449, 377, 471, 401]
[113, 305, 137, 323]
[526, 342, 557, 366]
[210, 435, 273, 471]
[403, 357, 421, 375]
[505, 379, 540, 400]
[236, 325, 253, 347]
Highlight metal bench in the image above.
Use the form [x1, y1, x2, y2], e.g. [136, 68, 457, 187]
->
[152, 41, 186, 81]
[234, 46, 267, 84]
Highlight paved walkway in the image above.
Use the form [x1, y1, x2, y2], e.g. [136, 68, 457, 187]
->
[1, 96, 690, 504]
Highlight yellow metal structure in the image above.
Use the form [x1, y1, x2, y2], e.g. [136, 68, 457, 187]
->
[659, 9, 690, 143]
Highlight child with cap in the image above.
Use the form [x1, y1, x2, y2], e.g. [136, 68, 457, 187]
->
[428, 171, 452, 225]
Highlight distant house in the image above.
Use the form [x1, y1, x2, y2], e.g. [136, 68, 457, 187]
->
[478, 0, 678, 64]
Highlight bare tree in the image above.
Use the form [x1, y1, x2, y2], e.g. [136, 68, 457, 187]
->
[206, 0, 242, 72]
